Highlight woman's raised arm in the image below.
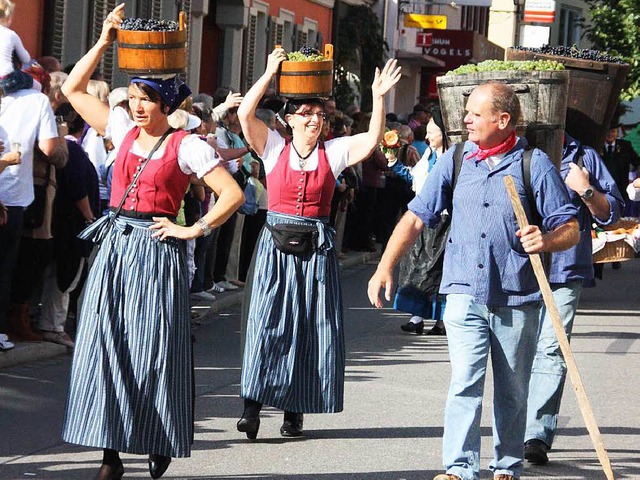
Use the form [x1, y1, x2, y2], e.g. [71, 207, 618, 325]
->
[237, 47, 286, 156]
[61, 3, 125, 136]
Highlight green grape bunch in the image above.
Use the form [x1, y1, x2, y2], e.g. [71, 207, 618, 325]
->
[446, 59, 565, 76]
[286, 45, 326, 62]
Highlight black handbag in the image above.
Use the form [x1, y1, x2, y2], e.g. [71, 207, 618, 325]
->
[23, 164, 51, 230]
[266, 222, 318, 255]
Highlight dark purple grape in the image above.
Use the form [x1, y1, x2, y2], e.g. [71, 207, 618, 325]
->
[120, 17, 179, 32]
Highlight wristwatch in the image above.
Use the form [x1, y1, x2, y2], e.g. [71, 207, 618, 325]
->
[196, 218, 212, 237]
[580, 187, 594, 199]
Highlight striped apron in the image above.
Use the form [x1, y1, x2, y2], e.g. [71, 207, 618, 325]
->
[62, 214, 193, 457]
[241, 211, 345, 413]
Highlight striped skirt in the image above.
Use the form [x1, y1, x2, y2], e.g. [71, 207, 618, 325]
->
[241, 212, 345, 413]
[62, 214, 193, 457]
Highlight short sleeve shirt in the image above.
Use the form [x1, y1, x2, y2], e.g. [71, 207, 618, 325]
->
[262, 128, 350, 178]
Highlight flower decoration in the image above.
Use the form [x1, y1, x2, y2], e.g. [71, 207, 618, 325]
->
[380, 129, 400, 161]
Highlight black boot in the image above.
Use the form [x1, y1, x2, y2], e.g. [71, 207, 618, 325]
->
[280, 411, 304, 437]
[237, 398, 262, 439]
[94, 449, 124, 480]
[148, 454, 171, 479]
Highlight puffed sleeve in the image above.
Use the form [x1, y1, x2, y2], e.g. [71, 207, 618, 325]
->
[177, 135, 221, 178]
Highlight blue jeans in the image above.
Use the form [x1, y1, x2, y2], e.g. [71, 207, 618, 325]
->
[526, 280, 583, 447]
[442, 294, 541, 480]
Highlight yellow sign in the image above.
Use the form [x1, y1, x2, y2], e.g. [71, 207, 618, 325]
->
[404, 14, 447, 29]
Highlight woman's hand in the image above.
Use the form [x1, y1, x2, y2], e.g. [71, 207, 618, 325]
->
[100, 3, 125, 46]
[224, 91, 244, 109]
[150, 217, 198, 241]
[371, 59, 402, 99]
[265, 47, 287, 77]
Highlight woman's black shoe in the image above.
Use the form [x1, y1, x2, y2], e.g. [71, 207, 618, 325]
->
[280, 412, 304, 437]
[148, 454, 171, 479]
[426, 324, 446, 336]
[400, 321, 424, 334]
[237, 415, 260, 439]
[94, 462, 124, 480]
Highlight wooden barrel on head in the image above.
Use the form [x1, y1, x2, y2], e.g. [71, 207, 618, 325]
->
[116, 12, 187, 76]
[276, 44, 334, 99]
[437, 69, 570, 169]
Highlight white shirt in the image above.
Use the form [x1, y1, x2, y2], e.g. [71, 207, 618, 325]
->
[626, 183, 640, 202]
[82, 127, 109, 200]
[262, 128, 349, 179]
[0, 89, 58, 207]
[0, 24, 31, 76]
[105, 106, 220, 178]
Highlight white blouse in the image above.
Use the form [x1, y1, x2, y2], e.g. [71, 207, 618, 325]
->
[106, 106, 220, 178]
[262, 128, 350, 179]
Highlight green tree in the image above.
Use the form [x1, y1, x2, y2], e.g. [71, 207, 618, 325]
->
[584, 0, 640, 100]
[335, 4, 388, 111]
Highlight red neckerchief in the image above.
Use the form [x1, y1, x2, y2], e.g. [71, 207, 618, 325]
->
[468, 131, 517, 161]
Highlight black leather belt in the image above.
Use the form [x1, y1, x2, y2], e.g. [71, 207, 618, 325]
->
[109, 207, 176, 222]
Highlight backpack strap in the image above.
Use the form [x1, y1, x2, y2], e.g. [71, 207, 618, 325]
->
[452, 141, 465, 191]
[521, 148, 538, 226]
[575, 145, 584, 169]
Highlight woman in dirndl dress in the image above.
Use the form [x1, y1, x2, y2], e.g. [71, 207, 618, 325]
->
[392, 106, 450, 336]
[235, 47, 401, 439]
[59, 5, 244, 479]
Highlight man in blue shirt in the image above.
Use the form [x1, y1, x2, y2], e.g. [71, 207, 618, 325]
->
[368, 82, 579, 480]
[524, 134, 623, 465]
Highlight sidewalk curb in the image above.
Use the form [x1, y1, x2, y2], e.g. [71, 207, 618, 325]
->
[0, 249, 380, 370]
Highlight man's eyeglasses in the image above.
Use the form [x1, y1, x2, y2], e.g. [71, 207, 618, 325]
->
[293, 111, 326, 120]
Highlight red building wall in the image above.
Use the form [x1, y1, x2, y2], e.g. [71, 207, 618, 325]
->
[266, 0, 332, 43]
[10, 0, 44, 59]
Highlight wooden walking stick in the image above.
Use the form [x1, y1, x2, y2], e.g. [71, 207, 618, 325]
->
[504, 175, 615, 480]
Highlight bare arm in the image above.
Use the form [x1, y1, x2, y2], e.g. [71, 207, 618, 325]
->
[75, 196, 95, 222]
[38, 125, 69, 168]
[150, 165, 244, 241]
[564, 162, 611, 222]
[517, 218, 579, 254]
[61, 3, 125, 136]
[347, 59, 402, 166]
[368, 210, 424, 307]
[237, 48, 286, 156]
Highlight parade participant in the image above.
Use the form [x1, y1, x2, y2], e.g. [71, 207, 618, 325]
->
[368, 82, 579, 480]
[59, 5, 244, 479]
[524, 134, 623, 465]
[236, 47, 401, 439]
[391, 106, 449, 336]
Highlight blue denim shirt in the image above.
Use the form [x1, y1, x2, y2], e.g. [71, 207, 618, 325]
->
[549, 135, 623, 287]
[408, 138, 578, 307]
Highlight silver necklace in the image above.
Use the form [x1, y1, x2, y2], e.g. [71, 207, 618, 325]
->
[291, 142, 316, 169]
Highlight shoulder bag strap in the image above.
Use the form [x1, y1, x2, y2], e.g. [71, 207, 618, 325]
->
[111, 127, 175, 219]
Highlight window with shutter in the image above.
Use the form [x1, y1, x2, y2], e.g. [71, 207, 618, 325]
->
[91, 0, 118, 84]
[294, 25, 308, 51]
[51, 0, 66, 61]
[268, 17, 285, 52]
[243, 11, 258, 93]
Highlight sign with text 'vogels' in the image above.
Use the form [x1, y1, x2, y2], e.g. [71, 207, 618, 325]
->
[523, 0, 556, 23]
[404, 14, 447, 29]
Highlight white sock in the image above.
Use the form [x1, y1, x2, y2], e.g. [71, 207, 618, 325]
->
[409, 315, 423, 324]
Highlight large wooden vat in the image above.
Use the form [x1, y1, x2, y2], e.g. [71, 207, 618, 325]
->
[116, 13, 187, 75]
[506, 48, 630, 149]
[437, 69, 570, 168]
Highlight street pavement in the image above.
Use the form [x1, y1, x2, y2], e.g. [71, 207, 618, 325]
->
[1, 254, 639, 479]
